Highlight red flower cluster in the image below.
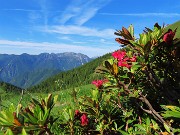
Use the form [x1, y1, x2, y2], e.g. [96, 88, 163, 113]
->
[112, 50, 136, 69]
[112, 50, 126, 60]
[75, 110, 80, 116]
[92, 79, 108, 88]
[75, 110, 89, 126]
[163, 29, 175, 45]
[80, 114, 89, 126]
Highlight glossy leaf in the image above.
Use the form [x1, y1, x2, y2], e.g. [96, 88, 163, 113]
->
[22, 128, 27, 135]
[128, 24, 134, 38]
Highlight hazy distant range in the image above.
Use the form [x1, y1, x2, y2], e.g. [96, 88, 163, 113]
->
[0, 52, 92, 88]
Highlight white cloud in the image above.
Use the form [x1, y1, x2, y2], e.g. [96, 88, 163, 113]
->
[58, 36, 72, 41]
[99, 12, 180, 17]
[74, 7, 98, 26]
[59, 0, 111, 25]
[0, 39, 118, 57]
[1, 8, 41, 12]
[73, 41, 88, 44]
[100, 39, 106, 42]
[44, 25, 115, 38]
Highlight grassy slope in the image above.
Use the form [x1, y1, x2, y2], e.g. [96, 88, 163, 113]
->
[0, 82, 22, 109]
[1, 84, 94, 112]
[165, 20, 180, 38]
[0, 82, 22, 92]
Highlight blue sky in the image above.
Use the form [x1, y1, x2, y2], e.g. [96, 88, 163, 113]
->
[0, 0, 179, 57]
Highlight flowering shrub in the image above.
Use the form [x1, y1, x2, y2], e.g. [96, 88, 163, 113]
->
[76, 24, 180, 134]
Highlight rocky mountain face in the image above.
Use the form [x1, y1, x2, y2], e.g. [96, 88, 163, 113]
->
[0, 52, 91, 88]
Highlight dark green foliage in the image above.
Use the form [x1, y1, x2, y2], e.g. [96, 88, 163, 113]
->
[0, 81, 22, 93]
[28, 53, 111, 93]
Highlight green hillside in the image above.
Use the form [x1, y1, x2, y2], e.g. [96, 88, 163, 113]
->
[28, 53, 111, 92]
[165, 20, 180, 38]
[0, 81, 22, 93]
[0, 82, 22, 110]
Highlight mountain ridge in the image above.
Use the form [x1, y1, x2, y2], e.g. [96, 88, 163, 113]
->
[0, 52, 92, 88]
[28, 53, 111, 92]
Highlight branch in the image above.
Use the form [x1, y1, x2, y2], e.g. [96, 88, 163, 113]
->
[140, 106, 152, 114]
[116, 78, 174, 132]
[138, 93, 174, 132]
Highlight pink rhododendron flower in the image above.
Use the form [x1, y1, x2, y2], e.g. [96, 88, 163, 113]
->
[80, 114, 88, 126]
[163, 29, 175, 44]
[118, 61, 131, 69]
[92, 80, 104, 88]
[112, 50, 126, 60]
[92, 79, 108, 88]
[75, 110, 80, 116]
[112, 50, 137, 69]
[130, 56, 136, 62]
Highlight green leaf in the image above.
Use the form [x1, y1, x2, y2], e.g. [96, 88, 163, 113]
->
[131, 64, 141, 73]
[0, 116, 12, 125]
[16, 104, 22, 117]
[129, 40, 141, 48]
[23, 113, 38, 124]
[142, 34, 148, 45]
[161, 105, 180, 118]
[38, 110, 43, 121]
[5, 128, 14, 135]
[22, 128, 27, 135]
[128, 24, 134, 38]
[42, 108, 50, 122]
[0, 111, 13, 124]
[166, 105, 180, 111]
[68, 108, 74, 121]
[146, 117, 150, 126]
[113, 62, 118, 75]
[134, 131, 147, 134]
[46, 94, 53, 109]
[164, 123, 170, 133]
[103, 94, 111, 102]
[92, 89, 99, 101]
[63, 110, 70, 121]
[119, 130, 129, 135]
[134, 124, 146, 131]
[162, 111, 180, 118]
[53, 95, 58, 104]
[121, 74, 129, 79]
[104, 61, 112, 72]
[151, 119, 159, 130]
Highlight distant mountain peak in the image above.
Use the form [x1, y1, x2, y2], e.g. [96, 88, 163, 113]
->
[0, 52, 92, 88]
